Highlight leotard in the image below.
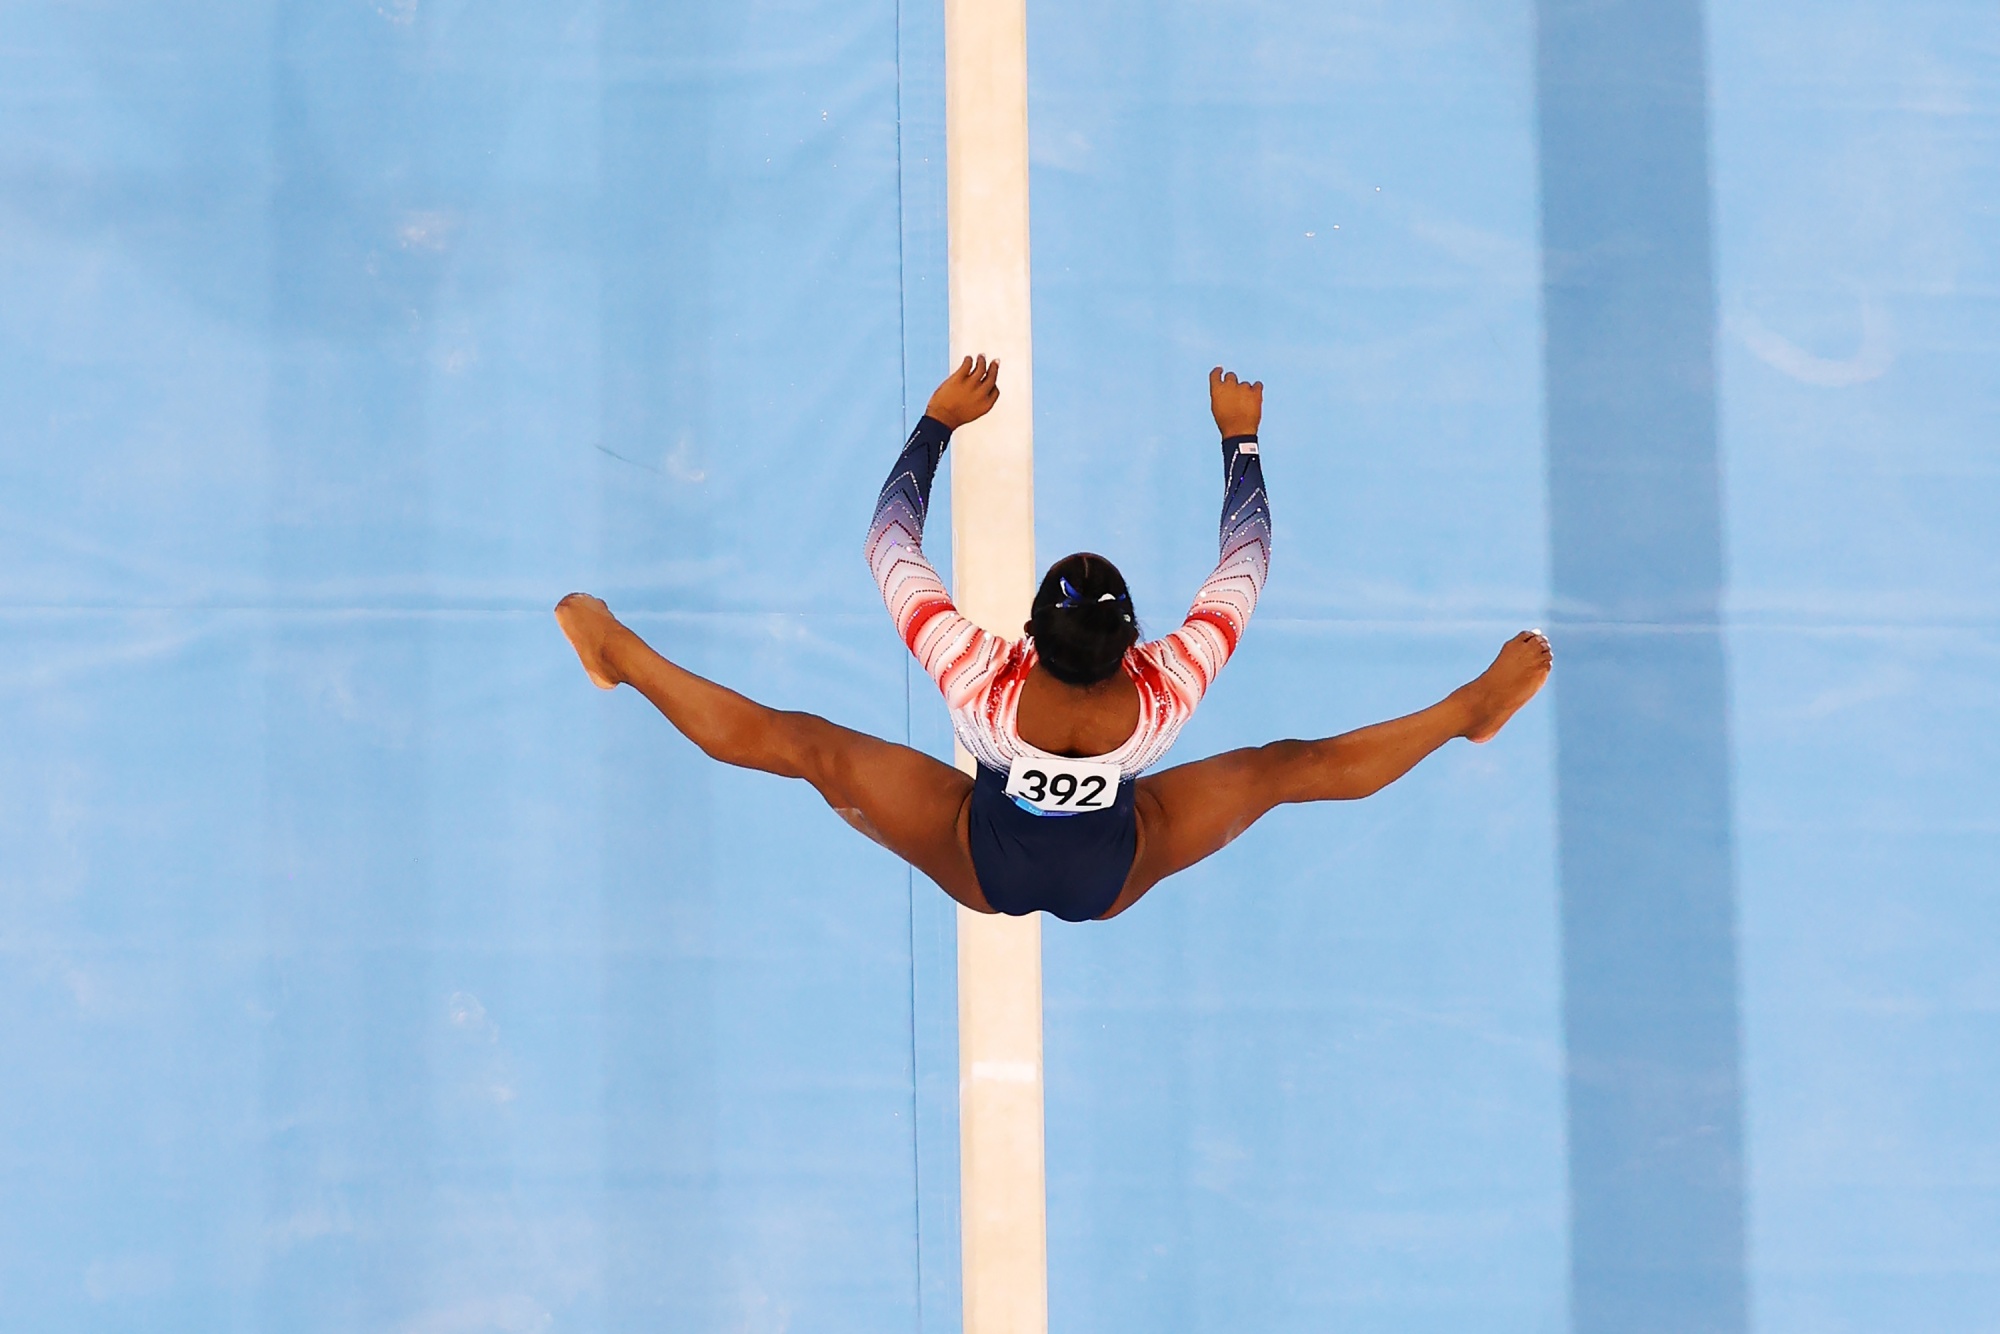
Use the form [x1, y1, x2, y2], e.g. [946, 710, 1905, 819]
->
[866, 414, 1270, 919]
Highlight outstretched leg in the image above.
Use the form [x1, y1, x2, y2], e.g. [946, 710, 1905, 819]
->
[1104, 630, 1552, 918]
[554, 594, 990, 911]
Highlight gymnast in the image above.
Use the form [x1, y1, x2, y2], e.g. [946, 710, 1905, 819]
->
[555, 355, 1551, 922]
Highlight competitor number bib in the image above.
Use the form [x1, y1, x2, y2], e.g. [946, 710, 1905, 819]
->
[1003, 754, 1121, 815]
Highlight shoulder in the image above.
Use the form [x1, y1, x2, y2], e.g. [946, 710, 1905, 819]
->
[1127, 636, 1194, 682]
[937, 624, 1028, 702]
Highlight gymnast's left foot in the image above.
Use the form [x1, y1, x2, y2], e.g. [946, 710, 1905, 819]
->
[555, 592, 625, 690]
[1462, 630, 1553, 743]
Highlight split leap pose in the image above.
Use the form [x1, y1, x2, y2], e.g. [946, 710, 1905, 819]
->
[556, 356, 1550, 921]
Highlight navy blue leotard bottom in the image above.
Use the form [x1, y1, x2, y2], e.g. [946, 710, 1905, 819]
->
[965, 764, 1138, 923]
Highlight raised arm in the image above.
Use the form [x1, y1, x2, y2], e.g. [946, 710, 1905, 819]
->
[1150, 368, 1272, 697]
[865, 356, 1011, 706]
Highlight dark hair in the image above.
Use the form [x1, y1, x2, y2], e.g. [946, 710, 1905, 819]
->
[1029, 553, 1140, 686]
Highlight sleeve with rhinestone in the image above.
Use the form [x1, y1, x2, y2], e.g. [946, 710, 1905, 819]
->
[865, 416, 1010, 707]
[1148, 434, 1271, 701]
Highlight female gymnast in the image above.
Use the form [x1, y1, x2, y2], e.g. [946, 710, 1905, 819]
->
[555, 355, 1551, 922]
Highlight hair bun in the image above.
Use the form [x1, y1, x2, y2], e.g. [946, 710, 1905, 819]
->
[1029, 553, 1141, 685]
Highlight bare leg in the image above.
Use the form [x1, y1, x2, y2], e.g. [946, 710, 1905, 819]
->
[1103, 630, 1552, 918]
[555, 594, 990, 911]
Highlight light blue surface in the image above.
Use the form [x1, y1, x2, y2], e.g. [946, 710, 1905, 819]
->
[3, 2, 930, 1330]
[2, 2, 1996, 1332]
[1028, 4, 1565, 1331]
[1711, 5, 2000, 1332]
[1540, 1, 1746, 1328]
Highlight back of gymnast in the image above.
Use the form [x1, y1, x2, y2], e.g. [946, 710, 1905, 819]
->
[556, 356, 1552, 922]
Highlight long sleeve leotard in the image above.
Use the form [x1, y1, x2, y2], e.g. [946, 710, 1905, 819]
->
[865, 415, 1270, 777]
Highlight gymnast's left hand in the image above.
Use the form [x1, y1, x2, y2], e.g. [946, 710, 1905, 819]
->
[925, 354, 1002, 429]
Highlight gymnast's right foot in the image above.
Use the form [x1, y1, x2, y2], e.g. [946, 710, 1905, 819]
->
[554, 593, 625, 690]
[1462, 630, 1553, 743]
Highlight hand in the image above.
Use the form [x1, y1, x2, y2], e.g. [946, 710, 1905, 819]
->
[1209, 366, 1263, 438]
[925, 354, 1002, 429]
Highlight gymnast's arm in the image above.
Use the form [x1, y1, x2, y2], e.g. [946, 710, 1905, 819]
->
[1151, 368, 1272, 693]
[863, 355, 1007, 702]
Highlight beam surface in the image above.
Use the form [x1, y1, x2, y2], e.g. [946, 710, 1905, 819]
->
[943, 0, 1046, 1331]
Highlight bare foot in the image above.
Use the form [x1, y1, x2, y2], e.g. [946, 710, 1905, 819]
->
[1462, 630, 1553, 743]
[554, 593, 625, 690]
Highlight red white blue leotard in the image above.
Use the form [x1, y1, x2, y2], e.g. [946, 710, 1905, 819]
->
[866, 414, 1269, 921]
[866, 415, 1271, 779]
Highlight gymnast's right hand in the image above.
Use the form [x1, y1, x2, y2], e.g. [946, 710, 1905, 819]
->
[1210, 366, 1263, 438]
[925, 354, 1002, 429]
